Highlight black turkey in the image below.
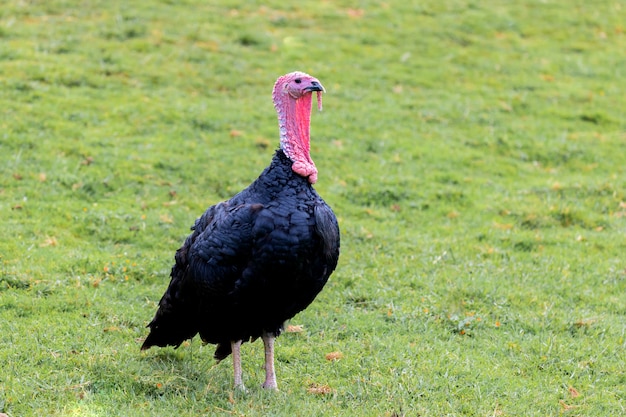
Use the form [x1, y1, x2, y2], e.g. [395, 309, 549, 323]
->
[142, 71, 340, 390]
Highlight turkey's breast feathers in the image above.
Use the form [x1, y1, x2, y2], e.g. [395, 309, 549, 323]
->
[144, 150, 339, 350]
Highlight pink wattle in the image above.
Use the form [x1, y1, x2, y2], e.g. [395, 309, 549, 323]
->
[276, 91, 319, 184]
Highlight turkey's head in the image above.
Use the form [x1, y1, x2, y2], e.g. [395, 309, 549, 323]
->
[273, 71, 325, 184]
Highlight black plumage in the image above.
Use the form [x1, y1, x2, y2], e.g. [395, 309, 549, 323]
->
[142, 71, 340, 390]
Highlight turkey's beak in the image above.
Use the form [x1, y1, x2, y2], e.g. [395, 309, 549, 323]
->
[304, 81, 325, 93]
[304, 80, 325, 112]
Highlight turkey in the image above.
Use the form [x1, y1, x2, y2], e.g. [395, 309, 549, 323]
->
[141, 71, 340, 391]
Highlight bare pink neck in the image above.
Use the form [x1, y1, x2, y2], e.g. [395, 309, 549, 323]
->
[275, 94, 318, 184]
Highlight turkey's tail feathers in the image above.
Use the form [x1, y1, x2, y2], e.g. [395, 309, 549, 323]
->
[140, 309, 197, 351]
[141, 268, 198, 351]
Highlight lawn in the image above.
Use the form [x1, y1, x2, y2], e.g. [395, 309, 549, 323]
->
[1, 0, 625, 415]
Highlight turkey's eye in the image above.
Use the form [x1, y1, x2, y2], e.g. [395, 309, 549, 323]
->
[294, 78, 302, 84]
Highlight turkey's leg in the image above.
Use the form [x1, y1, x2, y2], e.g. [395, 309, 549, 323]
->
[231, 340, 245, 390]
[261, 332, 278, 390]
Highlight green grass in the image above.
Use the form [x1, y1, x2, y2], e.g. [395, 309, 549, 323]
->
[1, 0, 625, 415]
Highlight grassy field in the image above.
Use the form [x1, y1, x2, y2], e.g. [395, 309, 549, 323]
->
[1, 0, 625, 415]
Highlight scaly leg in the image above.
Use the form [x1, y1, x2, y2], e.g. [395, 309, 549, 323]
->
[231, 340, 245, 390]
[261, 332, 278, 390]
